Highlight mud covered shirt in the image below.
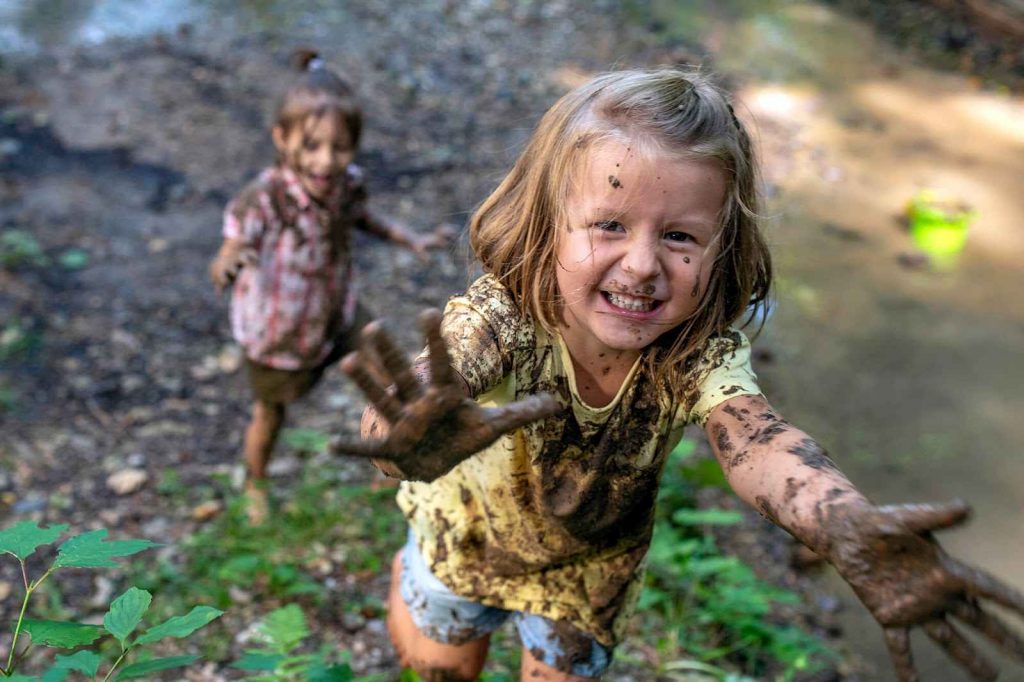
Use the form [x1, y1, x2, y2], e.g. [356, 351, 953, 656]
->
[397, 274, 762, 646]
[223, 164, 370, 369]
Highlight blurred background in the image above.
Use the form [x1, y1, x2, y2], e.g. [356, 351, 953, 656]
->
[0, 1, 1021, 680]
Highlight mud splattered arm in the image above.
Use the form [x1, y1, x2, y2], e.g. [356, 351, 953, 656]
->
[357, 211, 453, 262]
[330, 309, 559, 482]
[706, 393, 1024, 682]
[705, 394, 865, 543]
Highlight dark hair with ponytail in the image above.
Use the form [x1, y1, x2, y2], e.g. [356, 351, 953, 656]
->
[276, 50, 362, 148]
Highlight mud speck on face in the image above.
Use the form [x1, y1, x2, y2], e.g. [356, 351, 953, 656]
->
[683, 256, 691, 263]
[607, 175, 622, 189]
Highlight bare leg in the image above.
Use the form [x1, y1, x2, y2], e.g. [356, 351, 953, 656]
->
[243, 399, 284, 524]
[520, 646, 598, 681]
[387, 551, 490, 681]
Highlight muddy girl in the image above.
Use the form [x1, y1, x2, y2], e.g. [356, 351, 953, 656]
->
[209, 51, 448, 524]
[331, 68, 1024, 681]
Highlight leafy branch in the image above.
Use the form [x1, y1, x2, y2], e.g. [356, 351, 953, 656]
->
[0, 521, 223, 680]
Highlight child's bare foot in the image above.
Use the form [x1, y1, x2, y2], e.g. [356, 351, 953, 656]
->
[244, 480, 270, 526]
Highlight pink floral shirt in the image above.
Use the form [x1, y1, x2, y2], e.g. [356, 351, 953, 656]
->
[223, 164, 369, 369]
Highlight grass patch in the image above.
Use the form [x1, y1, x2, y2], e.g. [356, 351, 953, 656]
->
[630, 437, 835, 680]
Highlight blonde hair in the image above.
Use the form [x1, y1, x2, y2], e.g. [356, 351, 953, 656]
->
[275, 50, 362, 148]
[469, 67, 772, 392]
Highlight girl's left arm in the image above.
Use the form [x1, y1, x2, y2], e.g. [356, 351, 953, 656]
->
[706, 393, 1024, 682]
[358, 211, 452, 260]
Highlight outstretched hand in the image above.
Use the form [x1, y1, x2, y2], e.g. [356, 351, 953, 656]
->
[826, 501, 1024, 681]
[209, 241, 257, 292]
[329, 309, 559, 482]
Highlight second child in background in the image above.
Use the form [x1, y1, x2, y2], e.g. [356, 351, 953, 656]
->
[210, 51, 449, 524]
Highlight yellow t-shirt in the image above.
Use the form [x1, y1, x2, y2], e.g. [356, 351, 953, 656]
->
[396, 274, 761, 646]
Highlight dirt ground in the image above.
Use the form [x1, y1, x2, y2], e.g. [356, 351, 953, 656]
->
[1, 1, 1022, 680]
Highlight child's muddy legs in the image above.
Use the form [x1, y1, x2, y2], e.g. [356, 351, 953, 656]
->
[387, 551, 489, 681]
[520, 646, 597, 681]
[245, 400, 285, 478]
[243, 400, 284, 524]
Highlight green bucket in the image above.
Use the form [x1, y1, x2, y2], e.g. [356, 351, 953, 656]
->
[906, 190, 974, 259]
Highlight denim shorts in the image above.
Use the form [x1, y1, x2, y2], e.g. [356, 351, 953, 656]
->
[398, 533, 613, 677]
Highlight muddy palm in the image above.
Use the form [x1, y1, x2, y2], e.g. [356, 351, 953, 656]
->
[330, 309, 559, 482]
[821, 500, 1024, 681]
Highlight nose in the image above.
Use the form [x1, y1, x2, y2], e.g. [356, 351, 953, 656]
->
[620, 236, 661, 281]
[315, 145, 333, 169]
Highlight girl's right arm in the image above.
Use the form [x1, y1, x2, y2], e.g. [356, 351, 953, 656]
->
[209, 238, 257, 292]
[330, 309, 558, 482]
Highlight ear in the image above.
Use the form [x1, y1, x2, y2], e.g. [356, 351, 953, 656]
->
[271, 125, 287, 154]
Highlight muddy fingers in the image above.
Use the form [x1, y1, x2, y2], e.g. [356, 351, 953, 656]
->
[947, 559, 1024, 614]
[483, 395, 561, 440]
[878, 500, 971, 534]
[341, 351, 403, 423]
[419, 309, 459, 388]
[328, 434, 390, 459]
[364, 322, 422, 402]
[951, 601, 1024, 662]
[922, 619, 998, 681]
[883, 628, 917, 682]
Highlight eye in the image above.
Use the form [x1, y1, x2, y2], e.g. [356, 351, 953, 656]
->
[590, 220, 625, 233]
[664, 230, 694, 244]
[303, 140, 320, 152]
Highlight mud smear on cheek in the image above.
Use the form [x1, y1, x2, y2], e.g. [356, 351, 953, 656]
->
[607, 175, 623, 189]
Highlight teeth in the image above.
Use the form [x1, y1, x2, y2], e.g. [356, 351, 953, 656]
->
[606, 292, 655, 312]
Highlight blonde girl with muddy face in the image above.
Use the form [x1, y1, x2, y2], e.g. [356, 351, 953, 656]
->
[209, 51, 448, 525]
[333, 69, 1024, 681]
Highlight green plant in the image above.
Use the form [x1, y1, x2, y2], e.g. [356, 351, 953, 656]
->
[131, 436, 406, 617]
[0, 231, 48, 269]
[0, 320, 40, 362]
[231, 603, 381, 681]
[636, 437, 834, 680]
[0, 521, 223, 680]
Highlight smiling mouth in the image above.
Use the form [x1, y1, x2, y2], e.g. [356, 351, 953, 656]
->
[304, 172, 334, 188]
[604, 291, 661, 313]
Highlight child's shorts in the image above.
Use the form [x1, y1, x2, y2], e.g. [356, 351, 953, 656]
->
[246, 304, 371, 404]
[398, 532, 614, 677]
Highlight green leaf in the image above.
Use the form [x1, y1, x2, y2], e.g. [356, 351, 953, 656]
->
[54, 529, 158, 568]
[230, 651, 285, 671]
[670, 437, 698, 460]
[57, 248, 89, 270]
[259, 604, 308, 655]
[0, 521, 68, 560]
[672, 508, 744, 526]
[308, 662, 354, 681]
[280, 427, 330, 452]
[103, 587, 152, 646]
[21, 619, 104, 648]
[43, 650, 102, 681]
[116, 655, 198, 679]
[134, 605, 223, 645]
